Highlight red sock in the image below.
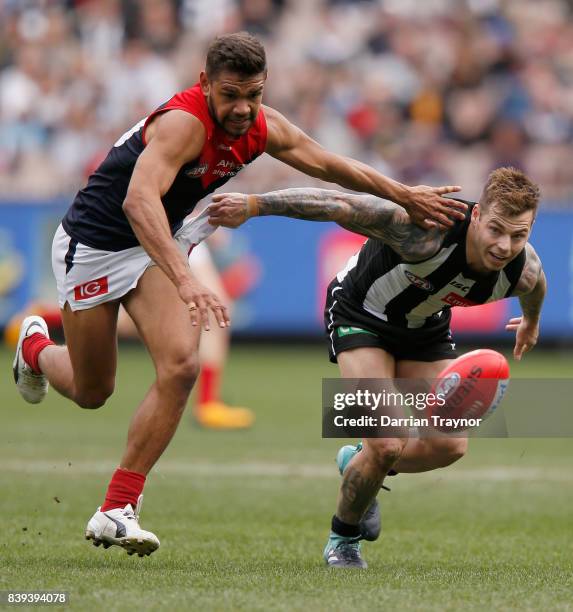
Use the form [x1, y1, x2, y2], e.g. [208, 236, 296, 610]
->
[198, 365, 220, 405]
[22, 333, 55, 374]
[101, 468, 146, 512]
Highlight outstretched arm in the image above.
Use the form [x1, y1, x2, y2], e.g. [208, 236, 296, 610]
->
[263, 105, 466, 229]
[209, 188, 444, 262]
[123, 110, 229, 329]
[506, 243, 547, 360]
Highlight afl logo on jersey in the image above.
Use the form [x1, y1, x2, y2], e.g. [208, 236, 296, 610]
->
[404, 270, 433, 292]
[185, 162, 209, 178]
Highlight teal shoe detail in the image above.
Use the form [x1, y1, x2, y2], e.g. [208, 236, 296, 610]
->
[323, 532, 367, 569]
[336, 442, 363, 475]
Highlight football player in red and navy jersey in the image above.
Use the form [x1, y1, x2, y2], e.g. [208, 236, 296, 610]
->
[13, 32, 467, 557]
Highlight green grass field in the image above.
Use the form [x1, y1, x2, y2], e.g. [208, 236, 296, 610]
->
[1, 344, 572, 611]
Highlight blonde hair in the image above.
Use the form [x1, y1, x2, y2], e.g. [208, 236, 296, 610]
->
[480, 167, 540, 217]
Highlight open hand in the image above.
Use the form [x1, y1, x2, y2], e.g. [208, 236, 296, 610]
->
[505, 316, 539, 360]
[404, 185, 466, 229]
[178, 277, 230, 330]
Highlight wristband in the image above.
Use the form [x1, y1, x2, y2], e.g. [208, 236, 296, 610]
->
[246, 194, 259, 218]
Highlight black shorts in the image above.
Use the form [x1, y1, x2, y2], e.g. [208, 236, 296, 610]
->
[324, 282, 458, 363]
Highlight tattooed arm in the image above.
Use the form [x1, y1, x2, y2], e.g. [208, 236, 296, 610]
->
[506, 243, 547, 360]
[208, 188, 445, 261]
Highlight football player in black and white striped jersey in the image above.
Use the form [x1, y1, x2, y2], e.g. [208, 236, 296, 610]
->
[209, 166, 546, 568]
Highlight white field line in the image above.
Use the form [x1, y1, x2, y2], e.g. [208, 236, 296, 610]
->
[1, 460, 572, 482]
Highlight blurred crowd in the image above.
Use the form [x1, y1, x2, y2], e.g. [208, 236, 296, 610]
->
[1, 0, 572, 204]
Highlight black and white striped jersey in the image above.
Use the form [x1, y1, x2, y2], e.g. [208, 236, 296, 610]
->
[333, 201, 526, 330]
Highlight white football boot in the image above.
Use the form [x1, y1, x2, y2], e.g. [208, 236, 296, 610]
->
[85, 495, 160, 557]
[13, 315, 50, 404]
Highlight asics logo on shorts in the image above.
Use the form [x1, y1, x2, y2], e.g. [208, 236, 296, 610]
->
[74, 276, 109, 301]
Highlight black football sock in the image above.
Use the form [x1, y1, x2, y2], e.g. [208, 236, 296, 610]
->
[331, 515, 361, 538]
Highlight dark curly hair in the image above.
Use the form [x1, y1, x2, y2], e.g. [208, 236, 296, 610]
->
[206, 32, 267, 79]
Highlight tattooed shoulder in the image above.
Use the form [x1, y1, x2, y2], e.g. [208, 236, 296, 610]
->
[341, 197, 444, 262]
[512, 243, 542, 296]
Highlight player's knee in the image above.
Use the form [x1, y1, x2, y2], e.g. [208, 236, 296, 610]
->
[432, 437, 468, 467]
[364, 439, 406, 471]
[75, 383, 114, 410]
[447, 438, 468, 464]
[159, 353, 200, 394]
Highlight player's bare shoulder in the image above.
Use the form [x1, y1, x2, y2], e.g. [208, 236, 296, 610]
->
[261, 105, 302, 154]
[511, 243, 543, 296]
[260, 104, 285, 133]
[127, 110, 208, 200]
[145, 110, 206, 160]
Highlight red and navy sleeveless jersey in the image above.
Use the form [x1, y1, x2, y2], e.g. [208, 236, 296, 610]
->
[62, 83, 267, 251]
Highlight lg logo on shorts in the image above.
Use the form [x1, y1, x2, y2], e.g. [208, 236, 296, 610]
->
[74, 276, 109, 301]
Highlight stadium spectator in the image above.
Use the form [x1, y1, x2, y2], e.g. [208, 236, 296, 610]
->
[1, 0, 573, 203]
